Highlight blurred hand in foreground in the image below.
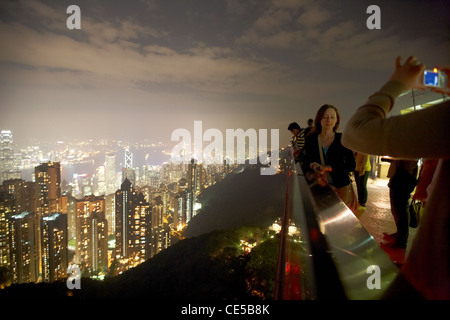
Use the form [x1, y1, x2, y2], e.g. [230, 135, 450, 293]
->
[389, 56, 426, 91]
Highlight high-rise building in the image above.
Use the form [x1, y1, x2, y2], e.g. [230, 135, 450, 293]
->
[3, 179, 37, 214]
[90, 211, 108, 273]
[105, 154, 116, 195]
[140, 165, 151, 187]
[8, 211, 40, 284]
[174, 190, 187, 231]
[146, 167, 160, 189]
[187, 159, 202, 194]
[0, 189, 15, 266]
[168, 163, 184, 184]
[187, 158, 202, 221]
[149, 190, 173, 259]
[121, 167, 136, 187]
[0, 130, 13, 170]
[160, 163, 170, 185]
[173, 178, 188, 231]
[105, 193, 115, 235]
[122, 148, 136, 186]
[95, 165, 106, 196]
[35, 162, 61, 215]
[115, 178, 132, 260]
[136, 198, 150, 260]
[75, 195, 108, 273]
[65, 193, 77, 241]
[115, 178, 150, 262]
[0, 130, 20, 183]
[41, 213, 68, 282]
[150, 196, 164, 257]
[124, 148, 133, 169]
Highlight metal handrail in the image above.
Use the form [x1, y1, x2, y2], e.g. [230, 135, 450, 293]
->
[275, 148, 400, 299]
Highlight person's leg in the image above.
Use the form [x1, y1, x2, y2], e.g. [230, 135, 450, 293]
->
[389, 186, 409, 247]
[354, 172, 363, 206]
[359, 171, 370, 206]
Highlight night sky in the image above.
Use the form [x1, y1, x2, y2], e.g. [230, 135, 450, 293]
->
[1, 0, 449, 146]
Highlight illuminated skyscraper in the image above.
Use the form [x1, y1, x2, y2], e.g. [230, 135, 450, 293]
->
[0, 189, 15, 266]
[90, 211, 108, 273]
[0, 130, 20, 183]
[125, 148, 133, 168]
[122, 167, 135, 187]
[41, 213, 68, 282]
[95, 165, 106, 196]
[3, 179, 37, 214]
[172, 177, 187, 231]
[105, 193, 115, 235]
[150, 196, 164, 257]
[187, 158, 202, 222]
[8, 211, 40, 284]
[35, 162, 61, 215]
[174, 190, 187, 231]
[149, 190, 173, 258]
[75, 195, 108, 273]
[115, 178, 150, 262]
[105, 153, 116, 195]
[122, 148, 136, 186]
[115, 178, 131, 259]
[66, 193, 77, 240]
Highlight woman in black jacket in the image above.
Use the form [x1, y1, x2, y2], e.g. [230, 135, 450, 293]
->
[304, 104, 357, 213]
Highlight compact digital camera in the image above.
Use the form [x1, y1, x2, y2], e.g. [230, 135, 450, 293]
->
[423, 68, 448, 88]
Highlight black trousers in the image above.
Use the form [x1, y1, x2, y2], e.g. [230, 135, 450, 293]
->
[354, 171, 370, 206]
[389, 184, 412, 246]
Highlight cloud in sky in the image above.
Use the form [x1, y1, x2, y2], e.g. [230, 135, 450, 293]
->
[0, 0, 449, 144]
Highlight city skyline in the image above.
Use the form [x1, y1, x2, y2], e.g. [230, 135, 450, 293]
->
[0, 137, 239, 284]
[1, 0, 449, 146]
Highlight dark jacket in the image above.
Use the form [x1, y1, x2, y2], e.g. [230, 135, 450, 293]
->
[304, 132, 356, 188]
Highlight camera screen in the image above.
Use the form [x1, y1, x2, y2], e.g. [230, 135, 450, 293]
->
[424, 70, 439, 86]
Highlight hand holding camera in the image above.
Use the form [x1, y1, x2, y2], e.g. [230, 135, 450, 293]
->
[389, 56, 449, 95]
[389, 56, 426, 91]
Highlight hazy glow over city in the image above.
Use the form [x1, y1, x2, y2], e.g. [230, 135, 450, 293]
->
[1, 0, 449, 146]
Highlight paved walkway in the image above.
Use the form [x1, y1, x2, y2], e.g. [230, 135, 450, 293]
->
[356, 178, 417, 266]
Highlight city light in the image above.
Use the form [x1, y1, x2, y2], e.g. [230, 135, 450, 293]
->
[0, 133, 244, 285]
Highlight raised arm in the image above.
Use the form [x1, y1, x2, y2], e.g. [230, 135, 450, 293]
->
[342, 56, 450, 159]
